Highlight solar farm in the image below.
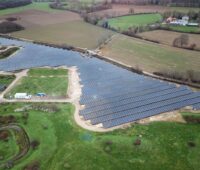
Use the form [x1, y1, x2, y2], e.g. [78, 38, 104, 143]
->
[0, 38, 199, 129]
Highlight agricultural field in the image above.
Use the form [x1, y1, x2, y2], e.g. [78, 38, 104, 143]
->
[106, 13, 162, 31]
[12, 20, 114, 49]
[91, 4, 200, 17]
[100, 34, 200, 73]
[0, 2, 58, 16]
[5, 68, 68, 98]
[0, 8, 81, 29]
[0, 102, 200, 170]
[139, 30, 200, 50]
[0, 4, 114, 49]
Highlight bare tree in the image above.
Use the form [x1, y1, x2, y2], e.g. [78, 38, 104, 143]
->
[129, 8, 134, 14]
[180, 34, 189, 47]
[173, 34, 189, 48]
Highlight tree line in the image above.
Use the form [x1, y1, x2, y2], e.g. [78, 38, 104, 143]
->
[111, 0, 200, 7]
[0, 0, 32, 9]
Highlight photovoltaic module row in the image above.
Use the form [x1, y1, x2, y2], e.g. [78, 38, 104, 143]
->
[81, 83, 177, 108]
[89, 92, 199, 125]
[80, 81, 167, 104]
[0, 38, 199, 129]
[81, 86, 191, 116]
[80, 85, 180, 110]
[102, 97, 200, 128]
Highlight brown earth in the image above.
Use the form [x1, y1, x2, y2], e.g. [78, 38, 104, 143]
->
[90, 4, 200, 17]
[139, 30, 200, 50]
[0, 9, 81, 28]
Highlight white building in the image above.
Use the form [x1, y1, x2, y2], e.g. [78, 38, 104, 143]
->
[14, 93, 32, 99]
[170, 19, 188, 26]
[182, 16, 189, 21]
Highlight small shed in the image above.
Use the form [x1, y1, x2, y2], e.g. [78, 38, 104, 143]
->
[14, 93, 32, 99]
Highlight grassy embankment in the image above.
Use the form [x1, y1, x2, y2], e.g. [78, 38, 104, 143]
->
[0, 47, 19, 60]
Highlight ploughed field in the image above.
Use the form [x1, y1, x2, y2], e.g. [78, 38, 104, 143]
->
[139, 30, 200, 50]
[0, 38, 199, 129]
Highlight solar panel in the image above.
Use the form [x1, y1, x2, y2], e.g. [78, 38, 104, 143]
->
[0, 37, 199, 129]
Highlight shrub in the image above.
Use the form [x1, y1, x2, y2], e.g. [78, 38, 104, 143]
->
[23, 161, 40, 170]
[133, 139, 141, 146]
[31, 103, 60, 113]
[0, 0, 32, 9]
[0, 115, 16, 124]
[6, 17, 18, 22]
[30, 140, 40, 150]
[105, 140, 113, 146]
[173, 34, 189, 48]
[0, 21, 24, 34]
[0, 130, 9, 141]
[189, 43, 197, 50]
[153, 70, 200, 85]
[188, 141, 196, 147]
[184, 116, 200, 124]
[104, 145, 112, 153]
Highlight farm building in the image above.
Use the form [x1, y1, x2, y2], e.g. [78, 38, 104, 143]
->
[167, 15, 199, 26]
[14, 93, 32, 99]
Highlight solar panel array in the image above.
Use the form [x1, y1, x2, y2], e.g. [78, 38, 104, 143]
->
[0, 38, 199, 129]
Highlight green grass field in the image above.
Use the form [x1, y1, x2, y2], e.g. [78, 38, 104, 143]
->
[100, 34, 200, 73]
[0, 2, 58, 16]
[0, 130, 19, 162]
[0, 103, 200, 170]
[5, 68, 68, 98]
[107, 14, 162, 31]
[28, 68, 68, 77]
